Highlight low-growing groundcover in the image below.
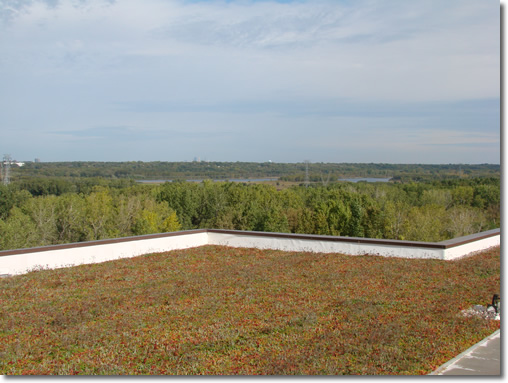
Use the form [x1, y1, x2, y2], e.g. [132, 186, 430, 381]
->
[0, 245, 500, 375]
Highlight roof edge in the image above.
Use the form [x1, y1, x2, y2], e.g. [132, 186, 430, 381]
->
[438, 228, 501, 249]
[206, 229, 447, 249]
[0, 229, 208, 257]
[0, 228, 500, 257]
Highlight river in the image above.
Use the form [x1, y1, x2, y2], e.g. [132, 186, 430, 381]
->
[136, 178, 279, 184]
[337, 177, 392, 183]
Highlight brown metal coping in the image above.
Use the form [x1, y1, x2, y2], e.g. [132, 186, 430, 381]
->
[0, 228, 500, 258]
[437, 228, 501, 248]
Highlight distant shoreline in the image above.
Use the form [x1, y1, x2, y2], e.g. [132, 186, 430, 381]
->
[136, 178, 279, 184]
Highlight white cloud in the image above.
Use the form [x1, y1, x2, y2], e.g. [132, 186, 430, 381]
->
[1, 0, 498, 101]
[0, 0, 500, 163]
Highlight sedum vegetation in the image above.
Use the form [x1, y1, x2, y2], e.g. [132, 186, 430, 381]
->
[0, 173, 500, 250]
[0, 245, 500, 375]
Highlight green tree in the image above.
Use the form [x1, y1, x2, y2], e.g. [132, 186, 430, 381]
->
[382, 200, 409, 240]
[115, 194, 142, 237]
[84, 187, 115, 240]
[347, 199, 364, 237]
[22, 195, 59, 246]
[55, 193, 87, 244]
[402, 205, 447, 242]
[445, 206, 485, 238]
[451, 186, 474, 206]
[258, 207, 290, 233]
[161, 210, 181, 232]
[157, 182, 200, 229]
[0, 185, 14, 220]
[421, 189, 452, 208]
[0, 207, 38, 250]
[132, 199, 181, 235]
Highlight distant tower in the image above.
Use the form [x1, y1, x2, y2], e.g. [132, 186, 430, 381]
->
[2, 154, 11, 185]
[321, 171, 331, 186]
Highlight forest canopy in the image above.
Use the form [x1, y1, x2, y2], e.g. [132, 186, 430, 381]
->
[11, 161, 500, 183]
[0, 162, 500, 251]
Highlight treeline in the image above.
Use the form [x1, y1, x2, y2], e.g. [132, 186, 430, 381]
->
[13, 161, 500, 183]
[0, 177, 499, 251]
[156, 179, 499, 240]
[0, 184, 180, 250]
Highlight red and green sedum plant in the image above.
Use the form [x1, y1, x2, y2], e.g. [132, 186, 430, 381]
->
[0, 245, 500, 375]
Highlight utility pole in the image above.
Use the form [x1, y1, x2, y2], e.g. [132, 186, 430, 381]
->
[2, 154, 11, 185]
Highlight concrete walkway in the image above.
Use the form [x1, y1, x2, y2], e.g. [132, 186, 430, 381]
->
[430, 330, 501, 375]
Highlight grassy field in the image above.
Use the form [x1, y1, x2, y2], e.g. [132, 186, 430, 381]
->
[0, 245, 500, 375]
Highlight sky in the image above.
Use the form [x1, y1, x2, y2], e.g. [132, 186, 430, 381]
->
[0, 0, 501, 164]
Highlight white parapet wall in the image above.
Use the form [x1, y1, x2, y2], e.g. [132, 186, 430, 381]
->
[443, 237, 500, 260]
[0, 230, 208, 276]
[207, 229, 501, 261]
[440, 230, 501, 260]
[0, 228, 500, 276]
[207, 231, 446, 259]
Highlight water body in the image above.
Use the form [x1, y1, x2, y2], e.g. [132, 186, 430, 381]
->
[136, 178, 278, 184]
[338, 177, 392, 183]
